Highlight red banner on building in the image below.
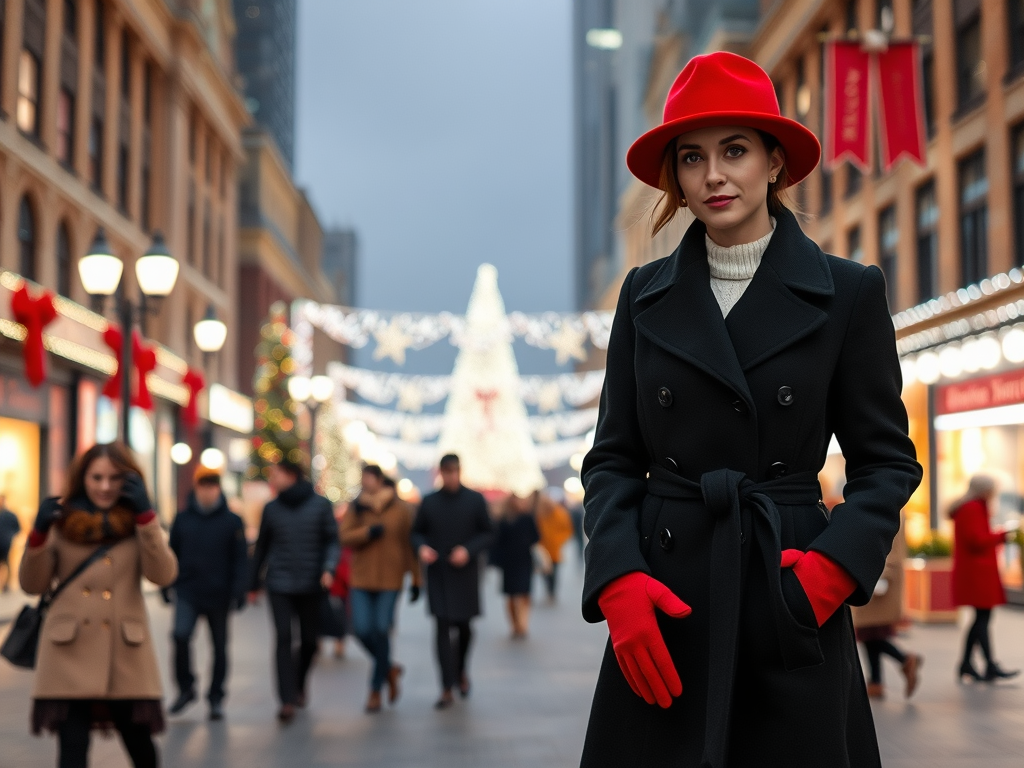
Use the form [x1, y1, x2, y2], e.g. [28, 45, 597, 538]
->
[876, 42, 927, 171]
[936, 369, 1024, 415]
[825, 41, 872, 172]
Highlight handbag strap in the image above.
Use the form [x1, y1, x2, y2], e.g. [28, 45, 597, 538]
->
[39, 543, 113, 611]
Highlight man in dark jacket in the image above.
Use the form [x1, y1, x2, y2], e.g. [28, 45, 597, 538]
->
[0, 494, 20, 593]
[167, 465, 247, 720]
[411, 454, 494, 709]
[250, 458, 339, 723]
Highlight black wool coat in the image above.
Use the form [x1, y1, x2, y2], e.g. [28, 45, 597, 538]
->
[411, 486, 494, 622]
[169, 492, 248, 610]
[580, 208, 922, 768]
[492, 512, 540, 596]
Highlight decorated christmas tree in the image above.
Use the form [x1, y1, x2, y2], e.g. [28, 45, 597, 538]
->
[437, 264, 546, 496]
[314, 401, 359, 503]
[248, 302, 307, 480]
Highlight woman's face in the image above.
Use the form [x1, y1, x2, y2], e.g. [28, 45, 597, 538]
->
[83, 455, 125, 511]
[674, 125, 784, 246]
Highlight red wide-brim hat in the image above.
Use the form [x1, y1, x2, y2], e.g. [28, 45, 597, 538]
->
[626, 51, 821, 190]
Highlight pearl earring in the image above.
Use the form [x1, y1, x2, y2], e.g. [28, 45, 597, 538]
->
[680, 198, 688, 208]
[769, 175, 777, 184]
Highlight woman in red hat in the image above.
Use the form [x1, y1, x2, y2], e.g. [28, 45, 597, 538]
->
[580, 51, 921, 767]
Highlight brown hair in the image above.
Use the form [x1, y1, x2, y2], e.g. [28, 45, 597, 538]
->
[63, 442, 144, 506]
[650, 130, 792, 237]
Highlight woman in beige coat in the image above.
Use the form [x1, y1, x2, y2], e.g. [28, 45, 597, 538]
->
[20, 442, 177, 768]
[852, 516, 922, 698]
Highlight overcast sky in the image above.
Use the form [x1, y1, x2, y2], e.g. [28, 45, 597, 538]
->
[294, 0, 573, 374]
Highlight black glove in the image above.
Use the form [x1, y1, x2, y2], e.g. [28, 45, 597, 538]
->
[33, 497, 62, 534]
[160, 587, 174, 605]
[409, 585, 421, 603]
[120, 473, 152, 515]
[367, 524, 385, 541]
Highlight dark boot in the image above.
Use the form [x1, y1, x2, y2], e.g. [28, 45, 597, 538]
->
[984, 662, 1021, 682]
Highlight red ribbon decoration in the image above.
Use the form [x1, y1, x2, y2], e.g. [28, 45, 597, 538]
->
[102, 326, 124, 400]
[10, 284, 57, 387]
[181, 368, 206, 428]
[825, 39, 926, 173]
[132, 332, 157, 410]
[101, 326, 157, 410]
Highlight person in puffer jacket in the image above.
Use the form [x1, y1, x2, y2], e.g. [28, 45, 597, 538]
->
[250, 458, 339, 723]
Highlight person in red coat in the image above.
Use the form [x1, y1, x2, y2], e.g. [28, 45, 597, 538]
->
[950, 475, 1019, 683]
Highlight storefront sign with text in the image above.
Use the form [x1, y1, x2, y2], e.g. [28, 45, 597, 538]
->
[936, 369, 1024, 415]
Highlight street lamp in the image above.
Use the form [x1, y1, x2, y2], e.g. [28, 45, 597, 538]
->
[79, 228, 179, 446]
[288, 374, 335, 480]
[193, 304, 227, 354]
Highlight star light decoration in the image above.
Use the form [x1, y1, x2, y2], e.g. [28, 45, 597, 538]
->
[535, 381, 564, 413]
[547, 323, 589, 366]
[372, 318, 414, 365]
[396, 382, 425, 412]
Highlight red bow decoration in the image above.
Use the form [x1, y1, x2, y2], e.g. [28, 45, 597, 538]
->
[10, 284, 58, 387]
[181, 368, 206, 428]
[101, 326, 158, 410]
[132, 333, 157, 410]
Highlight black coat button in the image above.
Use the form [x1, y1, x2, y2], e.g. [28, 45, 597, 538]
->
[769, 462, 789, 479]
[658, 387, 673, 407]
[659, 528, 674, 552]
[664, 457, 678, 472]
[732, 400, 746, 414]
[777, 386, 794, 406]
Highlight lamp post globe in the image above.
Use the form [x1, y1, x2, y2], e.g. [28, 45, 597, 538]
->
[194, 304, 228, 353]
[79, 228, 124, 296]
[288, 375, 312, 404]
[135, 232, 179, 297]
[310, 375, 335, 404]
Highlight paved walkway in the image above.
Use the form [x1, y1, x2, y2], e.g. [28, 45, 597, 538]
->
[1, 552, 1023, 767]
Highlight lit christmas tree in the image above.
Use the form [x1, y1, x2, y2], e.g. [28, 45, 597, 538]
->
[248, 302, 307, 480]
[314, 401, 359, 503]
[437, 264, 546, 496]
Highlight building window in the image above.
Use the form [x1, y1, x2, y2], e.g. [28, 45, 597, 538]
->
[56, 223, 72, 297]
[57, 88, 75, 165]
[846, 0, 858, 32]
[877, 0, 895, 31]
[203, 202, 212, 277]
[18, 197, 37, 281]
[959, 149, 988, 285]
[95, 0, 104, 65]
[17, 50, 40, 135]
[120, 29, 130, 96]
[916, 181, 939, 301]
[878, 205, 899, 307]
[141, 164, 151, 232]
[1011, 0, 1024, 72]
[956, 13, 985, 109]
[847, 225, 863, 262]
[143, 61, 153, 124]
[1013, 125, 1024, 265]
[846, 163, 862, 198]
[187, 184, 195, 265]
[117, 144, 128, 212]
[63, 0, 76, 36]
[89, 118, 103, 188]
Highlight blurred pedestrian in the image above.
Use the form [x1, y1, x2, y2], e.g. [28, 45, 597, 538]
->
[950, 475, 1020, 683]
[411, 454, 494, 709]
[340, 466, 422, 712]
[0, 493, 20, 592]
[19, 443, 177, 768]
[250, 458, 339, 722]
[322, 545, 351, 659]
[535, 493, 573, 602]
[166, 465, 248, 720]
[852, 517, 922, 699]
[493, 493, 540, 638]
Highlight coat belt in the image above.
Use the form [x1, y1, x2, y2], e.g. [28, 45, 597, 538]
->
[646, 465, 826, 768]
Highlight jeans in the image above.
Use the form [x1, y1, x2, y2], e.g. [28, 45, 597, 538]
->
[58, 700, 156, 768]
[436, 618, 473, 691]
[268, 592, 322, 705]
[173, 599, 230, 703]
[349, 589, 400, 691]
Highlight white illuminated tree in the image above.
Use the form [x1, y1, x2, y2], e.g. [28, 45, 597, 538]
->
[437, 264, 546, 496]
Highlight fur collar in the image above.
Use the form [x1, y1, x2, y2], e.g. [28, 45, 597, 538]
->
[56, 500, 136, 545]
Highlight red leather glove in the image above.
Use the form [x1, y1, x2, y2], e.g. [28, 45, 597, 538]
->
[598, 571, 691, 708]
[781, 549, 857, 626]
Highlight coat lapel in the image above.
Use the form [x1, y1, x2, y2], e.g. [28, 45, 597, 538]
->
[634, 224, 754, 410]
[724, 208, 834, 371]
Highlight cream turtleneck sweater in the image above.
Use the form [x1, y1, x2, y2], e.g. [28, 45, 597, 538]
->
[705, 218, 776, 317]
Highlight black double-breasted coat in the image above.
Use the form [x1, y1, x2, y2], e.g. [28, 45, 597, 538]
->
[580, 209, 922, 768]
